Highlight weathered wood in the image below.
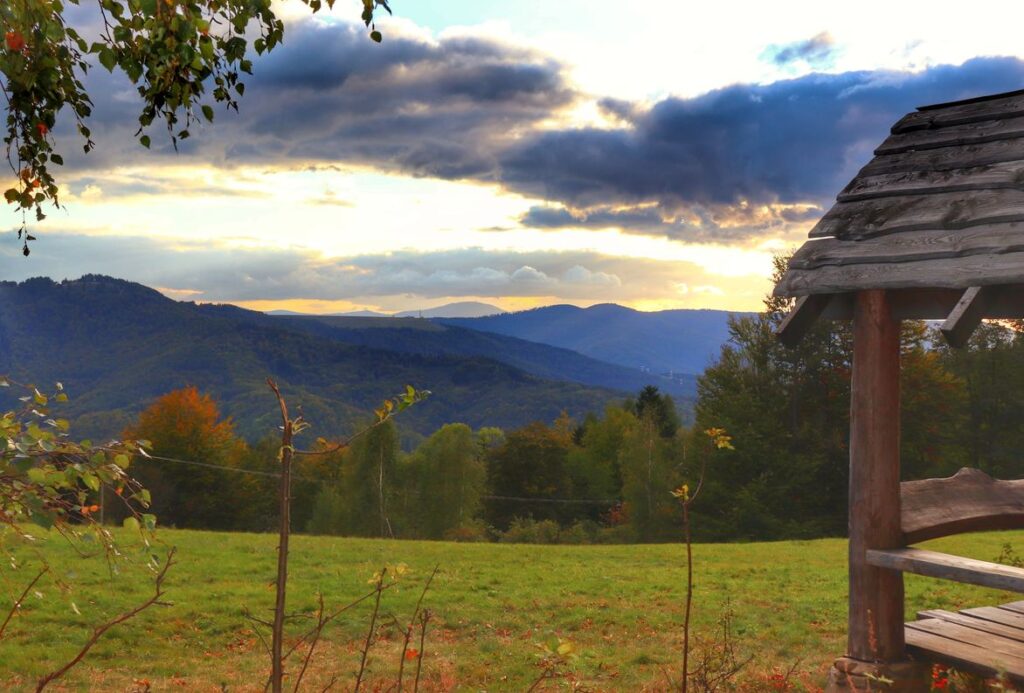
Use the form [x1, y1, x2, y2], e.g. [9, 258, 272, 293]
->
[775, 253, 1024, 296]
[899, 467, 1024, 543]
[961, 606, 1024, 631]
[892, 91, 1024, 134]
[859, 138, 1024, 179]
[941, 287, 987, 348]
[775, 295, 833, 347]
[847, 290, 904, 662]
[810, 189, 1024, 241]
[906, 627, 1024, 682]
[791, 224, 1024, 269]
[867, 548, 1024, 593]
[918, 609, 1024, 644]
[877, 115, 1024, 156]
[839, 162, 1024, 203]
[909, 618, 1024, 660]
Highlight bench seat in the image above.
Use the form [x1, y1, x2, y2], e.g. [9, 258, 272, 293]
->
[907, 603, 1024, 684]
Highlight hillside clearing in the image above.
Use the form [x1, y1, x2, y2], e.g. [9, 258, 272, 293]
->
[2, 529, 1023, 691]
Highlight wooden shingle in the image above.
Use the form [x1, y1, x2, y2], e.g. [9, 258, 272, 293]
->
[776, 89, 1024, 297]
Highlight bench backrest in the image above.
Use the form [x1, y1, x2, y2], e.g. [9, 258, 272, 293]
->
[901, 467, 1024, 544]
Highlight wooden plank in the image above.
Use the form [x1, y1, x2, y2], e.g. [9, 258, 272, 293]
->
[918, 609, 1024, 644]
[961, 606, 1024, 631]
[901, 467, 1024, 543]
[867, 547, 1024, 593]
[941, 287, 987, 348]
[906, 626, 1024, 682]
[858, 138, 1024, 179]
[838, 161, 1024, 203]
[790, 224, 1024, 270]
[893, 93, 1024, 134]
[810, 189, 1024, 241]
[774, 252, 1024, 297]
[1001, 602, 1024, 615]
[775, 295, 832, 347]
[908, 619, 1024, 660]
[847, 290, 904, 662]
[877, 115, 1024, 156]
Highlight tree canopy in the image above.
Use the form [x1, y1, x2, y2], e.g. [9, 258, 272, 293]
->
[1, 0, 391, 254]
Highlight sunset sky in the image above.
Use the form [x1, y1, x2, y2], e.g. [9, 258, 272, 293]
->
[4, 0, 1024, 314]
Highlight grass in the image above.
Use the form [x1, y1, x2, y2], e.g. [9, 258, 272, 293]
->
[1, 528, 1023, 691]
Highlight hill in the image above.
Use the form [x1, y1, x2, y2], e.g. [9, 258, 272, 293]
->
[197, 309, 696, 402]
[440, 303, 746, 376]
[0, 276, 620, 444]
[393, 301, 505, 318]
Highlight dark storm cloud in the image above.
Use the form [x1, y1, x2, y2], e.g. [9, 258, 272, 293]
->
[52, 18, 1024, 243]
[58, 20, 573, 178]
[762, 32, 837, 68]
[499, 56, 1024, 214]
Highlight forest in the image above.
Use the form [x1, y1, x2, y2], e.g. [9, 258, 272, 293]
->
[115, 258, 1024, 544]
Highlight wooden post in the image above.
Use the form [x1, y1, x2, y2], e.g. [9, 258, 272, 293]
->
[848, 289, 904, 661]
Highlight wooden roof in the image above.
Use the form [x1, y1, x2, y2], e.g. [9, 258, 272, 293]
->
[776, 89, 1024, 297]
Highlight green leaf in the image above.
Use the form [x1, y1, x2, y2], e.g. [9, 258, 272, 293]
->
[98, 48, 117, 72]
[139, 135, 151, 149]
[370, 30, 382, 43]
[27, 467, 47, 484]
[201, 105, 214, 122]
[123, 516, 140, 532]
[50, 154, 63, 166]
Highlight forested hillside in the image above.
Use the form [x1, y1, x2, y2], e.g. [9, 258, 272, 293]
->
[440, 303, 745, 376]
[0, 276, 620, 445]
[239, 310, 696, 400]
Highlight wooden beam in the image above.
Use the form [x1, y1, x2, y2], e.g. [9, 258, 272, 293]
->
[776, 294, 833, 347]
[901, 467, 1024, 544]
[941, 287, 988, 348]
[848, 289, 905, 662]
[868, 548, 1024, 593]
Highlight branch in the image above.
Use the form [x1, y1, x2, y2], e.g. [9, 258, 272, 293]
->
[397, 565, 439, 691]
[354, 569, 387, 693]
[0, 567, 48, 640]
[291, 592, 326, 693]
[35, 548, 175, 692]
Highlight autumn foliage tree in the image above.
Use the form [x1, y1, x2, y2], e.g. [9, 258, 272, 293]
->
[124, 386, 244, 528]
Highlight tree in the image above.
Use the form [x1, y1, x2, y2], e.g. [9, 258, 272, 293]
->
[123, 385, 245, 528]
[401, 423, 486, 539]
[485, 420, 573, 530]
[1, 0, 392, 253]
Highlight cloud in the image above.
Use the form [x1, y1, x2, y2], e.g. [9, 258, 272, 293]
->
[761, 32, 838, 68]
[48, 19, 1024, 244]
[1, 232, 747, 306]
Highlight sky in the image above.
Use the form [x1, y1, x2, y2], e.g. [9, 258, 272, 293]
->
[4, 0, 1024, 314]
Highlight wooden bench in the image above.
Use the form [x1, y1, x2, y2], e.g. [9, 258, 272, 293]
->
[865, 468, 1024, 683]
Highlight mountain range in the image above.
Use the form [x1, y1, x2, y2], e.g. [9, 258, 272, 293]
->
[440, 304, 746, 376]
[0, 276, 744, 446]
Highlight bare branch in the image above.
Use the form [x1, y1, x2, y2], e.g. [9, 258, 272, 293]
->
[35, 548, 175, 692]
[397, 565, 439, 691]
[354, 569, 387, 693]
[0, 567, 48, 640]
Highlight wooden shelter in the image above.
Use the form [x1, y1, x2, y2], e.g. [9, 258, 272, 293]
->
[775, 89, 1024, 691]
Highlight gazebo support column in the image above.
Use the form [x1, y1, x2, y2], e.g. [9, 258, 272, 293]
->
[827, 290, 929, 692]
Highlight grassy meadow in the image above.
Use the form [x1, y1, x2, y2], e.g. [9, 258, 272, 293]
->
[2, 529, 1023, 691]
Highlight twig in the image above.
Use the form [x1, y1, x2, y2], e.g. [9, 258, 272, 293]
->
[397, 565, 439, 692]
[35, 548, 175, 692]
[0, 567, 47, 640]
[413, 609, 430, 693]
[291, 593, 326, 693]
[354, 569, 387, 693]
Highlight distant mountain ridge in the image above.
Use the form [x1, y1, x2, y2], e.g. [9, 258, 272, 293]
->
[439, 303, 747, 376]
[0, 276, 620, 446]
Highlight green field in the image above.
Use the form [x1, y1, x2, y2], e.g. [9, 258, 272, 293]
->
[2, 529, 1022, 691]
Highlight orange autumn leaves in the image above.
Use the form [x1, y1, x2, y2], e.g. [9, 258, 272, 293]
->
[126, 386, 237, 451]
